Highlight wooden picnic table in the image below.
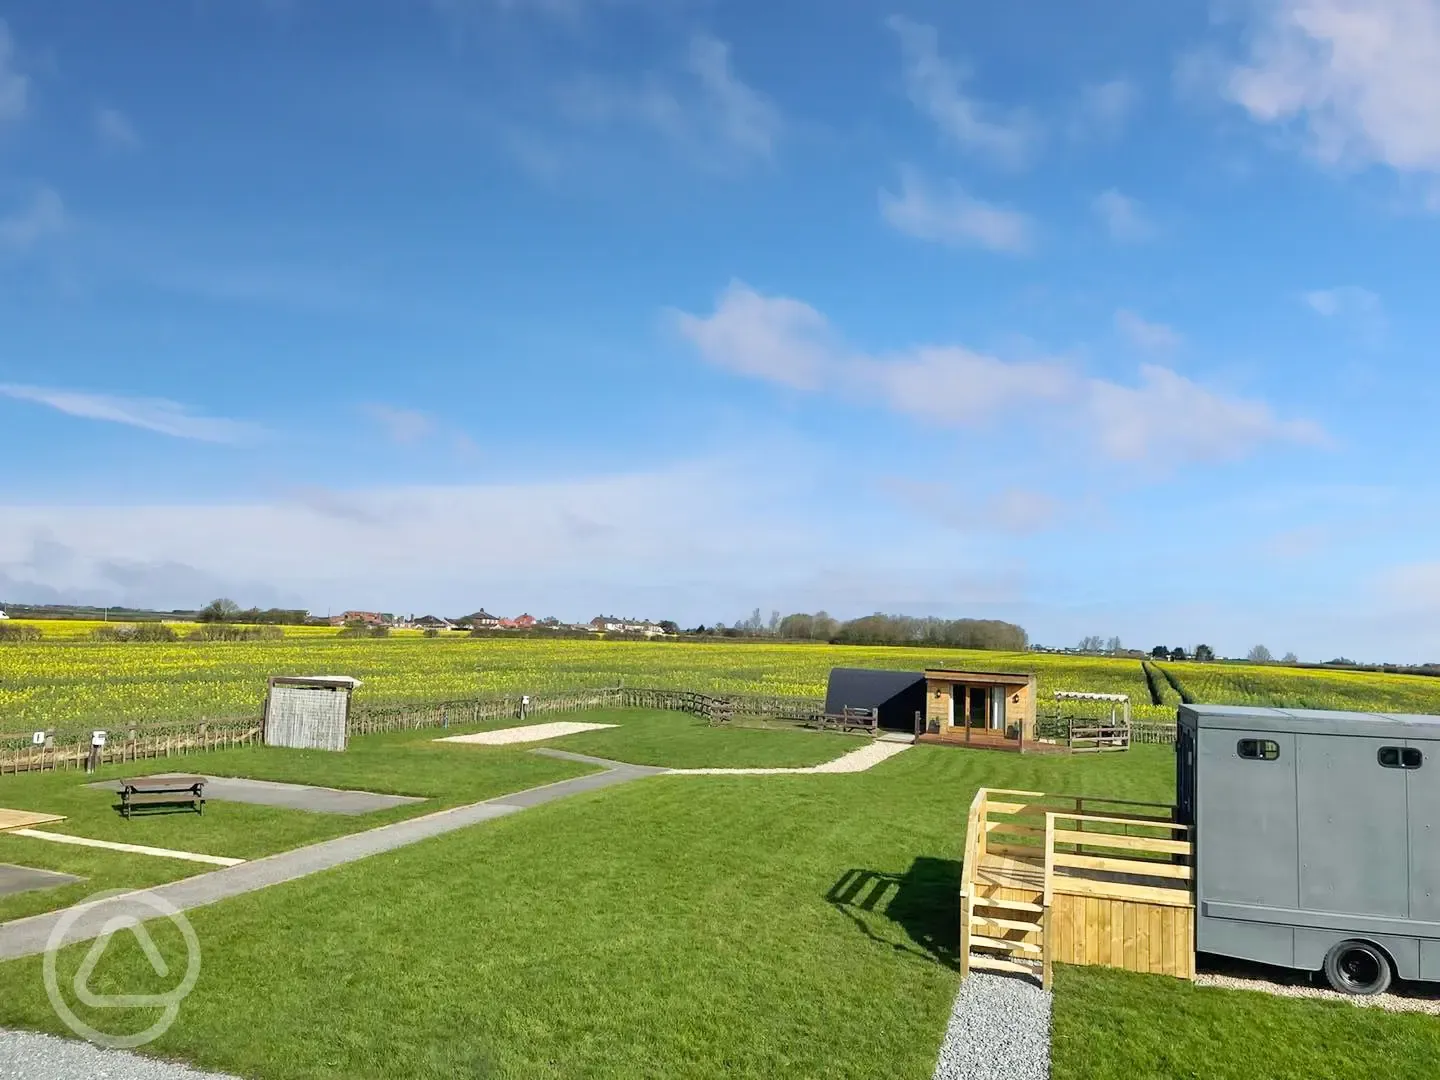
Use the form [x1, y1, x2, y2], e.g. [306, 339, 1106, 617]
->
[118, 775, 206, 820]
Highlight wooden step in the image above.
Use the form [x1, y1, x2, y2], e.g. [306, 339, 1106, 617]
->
[970, 914, 1043, 934]
[970, 933, 1043, 955]
[971, 895, 1043, 913]
[967, 954, 1039, 976]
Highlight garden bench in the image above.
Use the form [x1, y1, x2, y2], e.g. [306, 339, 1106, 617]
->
[119, 775, 206, 820]
[818, 707, 879, 735]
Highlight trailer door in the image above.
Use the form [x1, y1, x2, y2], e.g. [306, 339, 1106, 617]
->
[1297, 734, 1409, 918]
[1406, 739, 1440, 922]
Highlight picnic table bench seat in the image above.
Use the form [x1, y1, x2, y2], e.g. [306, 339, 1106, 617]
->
[118, 775, 206, 820]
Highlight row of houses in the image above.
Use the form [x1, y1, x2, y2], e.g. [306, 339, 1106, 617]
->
[329, 610, 671, 636]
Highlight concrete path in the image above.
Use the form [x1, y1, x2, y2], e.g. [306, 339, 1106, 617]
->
[0, 759, 662, 961]
[668, 740, 913, 776]
[0, 864, 83, 898]
[436, 721, 616, 746]
[85, 775, 425, 816]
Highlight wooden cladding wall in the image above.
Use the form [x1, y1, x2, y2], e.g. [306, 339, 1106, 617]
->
[1049, 894, 1195, 979]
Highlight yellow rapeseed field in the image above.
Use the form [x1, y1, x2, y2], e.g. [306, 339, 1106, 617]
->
[2, 628, 1438, 734]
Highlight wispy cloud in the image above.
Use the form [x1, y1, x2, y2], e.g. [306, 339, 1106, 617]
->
[887, 15, 1039, 168]
[1221, 0, 1440, 178]
[879, 167, 1034, 254]
[0, 20, 27, 125]
[1070, 78, 1139, 141]
[359, 404, 436, 444]
[881, 477, 1063, 535]
[1092, 188, 1156, 243]
[1114, 309, 1182, 351]
[94, 105, 141, 150]
[0, 187, 65, 250]
[675, 282, 1327, 465]
[1304, 285, 1386, 345]
[0, 384, 261, 443]
[558, 33, 780, 169]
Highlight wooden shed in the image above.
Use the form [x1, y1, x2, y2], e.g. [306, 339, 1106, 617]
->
[920, 669, 1039, 751]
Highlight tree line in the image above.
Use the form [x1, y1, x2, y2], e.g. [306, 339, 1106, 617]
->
[689, 609, 1027, 651]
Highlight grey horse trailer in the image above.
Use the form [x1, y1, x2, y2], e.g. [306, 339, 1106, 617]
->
[1178, 703, 1440, 994]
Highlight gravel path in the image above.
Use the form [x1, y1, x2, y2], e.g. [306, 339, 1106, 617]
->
[932, 972, 1051, 1080]
[668, 740, 913, 775]
[1196, 964, 1440, 1015]
[0, 1029, 240, 1079]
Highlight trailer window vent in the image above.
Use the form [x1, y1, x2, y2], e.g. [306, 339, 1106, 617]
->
[1237, 738, 1280, 761]
[1378, 746, 1423, 770]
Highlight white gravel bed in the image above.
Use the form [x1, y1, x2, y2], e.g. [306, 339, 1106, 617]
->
[932, 971, 1051, 1080]
[434, 721, 616, 746]
[0, 1029, 240, 1080]
[1196, 968, 1440, 1014]
[668, 740, 912, 775]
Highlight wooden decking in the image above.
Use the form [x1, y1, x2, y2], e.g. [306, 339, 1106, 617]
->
[0, 808, 66, 832]
[959, 788, 1196, 986]
[917, 731, 1067, 754]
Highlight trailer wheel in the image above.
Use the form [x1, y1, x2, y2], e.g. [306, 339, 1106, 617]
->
[1323, 941, 1392, 996]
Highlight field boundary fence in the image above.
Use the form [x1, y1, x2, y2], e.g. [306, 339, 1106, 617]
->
[0, 685, 829, 775]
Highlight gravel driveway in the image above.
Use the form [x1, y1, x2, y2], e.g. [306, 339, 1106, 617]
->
[0, 1029, 240, 1080]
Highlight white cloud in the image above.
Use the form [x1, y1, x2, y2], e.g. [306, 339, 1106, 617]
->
[670, 281, 833, 389]
[360, 405, 436, 444]
[1092, 188, 1156, 243]
[887, 15, 1039, 167]
[559, 34, 780, 168]
[94, 105, 140, 150]
[1114, 309, 1182, 351]
[878, 167, 1034, 254]
[0, 460, 835, 617]
[1071, 78, 1139, 140]
[0, 384, 261, 444]
[1085, 364, 1329, 464]
[0, 187, 65, 250]
[0, 20, 27, 125]
[1223, 0, 1440, 176]
[676, 283, 1326, 465]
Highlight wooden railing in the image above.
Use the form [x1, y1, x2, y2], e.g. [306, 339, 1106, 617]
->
[0, 685, 829, 775]
[960, 788, 1194, 985]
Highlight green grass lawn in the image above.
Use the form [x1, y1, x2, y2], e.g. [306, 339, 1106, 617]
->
[3, 737, 1436, 1079]
[1052, 965, 1440, 1080]
[0, 745, 1176, 1079]
[534, 707, 858, 768]
[0, 727, 597, 922]
[0, 708, 851, 921]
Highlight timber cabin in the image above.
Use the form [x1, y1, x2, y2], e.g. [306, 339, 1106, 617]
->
[919, 669, 1041, 751]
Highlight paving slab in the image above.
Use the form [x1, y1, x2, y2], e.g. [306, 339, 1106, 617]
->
[87, 775, 425, 815]
[0, 864, 84, 898]
[435, 721, 617, 746]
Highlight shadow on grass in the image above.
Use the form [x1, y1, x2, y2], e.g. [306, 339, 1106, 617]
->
[826, 856, 962, 969]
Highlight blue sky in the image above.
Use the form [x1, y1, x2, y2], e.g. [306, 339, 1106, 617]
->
[2, 0, 1439, 660]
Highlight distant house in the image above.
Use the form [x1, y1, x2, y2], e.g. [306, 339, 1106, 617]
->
[589, 616, 669, 637]
[331, 610, 387, 628]
[412, 615, 454, 631]
[511, 613, 537, 629]
[465, 610, 502, 630]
